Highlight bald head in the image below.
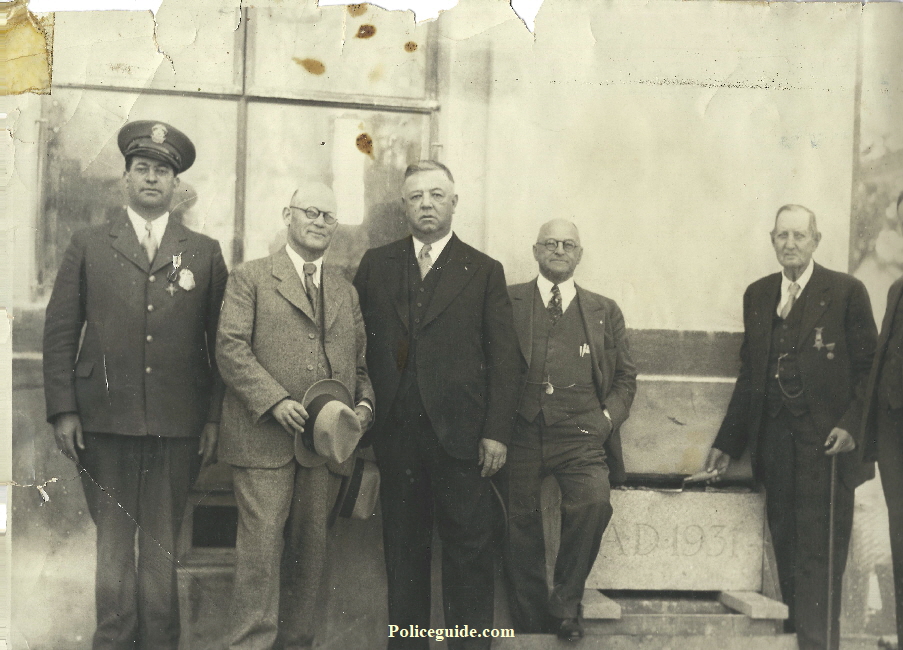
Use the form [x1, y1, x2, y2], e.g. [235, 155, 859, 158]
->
[283, 181, 339, 261]
[533, 219, 583, 283]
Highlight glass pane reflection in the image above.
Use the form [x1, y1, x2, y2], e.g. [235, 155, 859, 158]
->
[243, 102, 429, 279]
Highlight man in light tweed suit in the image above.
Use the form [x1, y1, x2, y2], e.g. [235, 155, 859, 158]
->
[216, 181, 374, 649]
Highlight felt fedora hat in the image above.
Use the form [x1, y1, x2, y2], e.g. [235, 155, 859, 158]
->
[298, 379, 362, 465]
[328, 455, 381, 528]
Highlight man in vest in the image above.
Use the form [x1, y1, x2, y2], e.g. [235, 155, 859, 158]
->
[505, 219, 637, 640]
[216, 182, 374, 649]
[706, 205, 877, 650]
[861, 190, 903, 649]
[353, 161, 521, 649]
[42, 120, 228, 649]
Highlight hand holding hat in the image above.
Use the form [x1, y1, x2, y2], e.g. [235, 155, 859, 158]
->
[296, 379, 363, 466]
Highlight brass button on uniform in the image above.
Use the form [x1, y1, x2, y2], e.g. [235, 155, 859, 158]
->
[307, 364, 314, 371]
[146, 335, 153, 343]
[308, 333, 315, 340]
[145, 367, 152, 374]
[147, 304, 154, 312]
[149, 275, 156, 283]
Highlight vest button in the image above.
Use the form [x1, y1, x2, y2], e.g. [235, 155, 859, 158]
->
[415, 318, 421, 324]
[419, 288, 425, 293]
[417, 302, 422, 307]
[307, 364, 314, 371]
[308, 333, 315, 339]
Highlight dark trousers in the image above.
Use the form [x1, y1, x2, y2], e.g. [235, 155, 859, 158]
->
[504, 411, 612, 632]
[758, 410, 854, 650]
[229, 462, 342, 650]
[876, 406, 903, 645]
[375, 385, 496, 650]
[79, 432, 198, 650]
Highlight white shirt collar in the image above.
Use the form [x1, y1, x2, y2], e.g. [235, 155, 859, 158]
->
[412, 230, 453, 263]
[536, 275, 577, 313]
[127, 206, 169, 246]
[777, 259, 814, 316]
[285, 244, 323, 286]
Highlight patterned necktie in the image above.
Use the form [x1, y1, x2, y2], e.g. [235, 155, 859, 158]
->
[141, 220, 157, 264]
[418, 243, 433, 279]
[780, 282, 800, 319]
[548, 284, 563, 323]
[303, 263, 318, 315]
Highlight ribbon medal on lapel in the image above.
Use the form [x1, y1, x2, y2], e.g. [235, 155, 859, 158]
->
[813, 327, 825, 351]
[165, 252, 194, 295]
[826, 342, 836, 360]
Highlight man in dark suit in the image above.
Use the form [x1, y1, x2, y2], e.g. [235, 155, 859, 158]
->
[42, 120, 228, 650]
[861, 190, 903, 649]
[353, 160, 521, 649]
[216, 182, 374, 650]
[706, 204, 877, 650]
[505, 219, 636, 640]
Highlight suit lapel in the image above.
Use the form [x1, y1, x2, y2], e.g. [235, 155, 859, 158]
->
[150, 219, 190, 275]
[421, 235, 477, 329]
[390, 238, 412, 333]
[796, 264, 832, 348]
[109, 210, 150, 273]
[753, 274, 782, 356]
[321, 268, 346, 331]
[576, 286, 606, 388]
[511, 282, 535, 365]
[273, 250, 315, 321]
[877, 280, 903, 354]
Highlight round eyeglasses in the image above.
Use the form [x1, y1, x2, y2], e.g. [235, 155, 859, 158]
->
[538, 239, 579, 252]
[290, 206, 337, 225]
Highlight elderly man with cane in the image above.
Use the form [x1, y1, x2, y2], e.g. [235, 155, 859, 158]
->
[704, 205, 876, 650]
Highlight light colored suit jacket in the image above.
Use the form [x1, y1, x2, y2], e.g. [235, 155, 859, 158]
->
[508, 280, 637, 484]
[217, 248, 374, 470]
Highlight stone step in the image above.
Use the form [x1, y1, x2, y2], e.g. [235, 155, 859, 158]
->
[491, 634, 799, 650]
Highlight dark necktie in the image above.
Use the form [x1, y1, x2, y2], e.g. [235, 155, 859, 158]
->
[548, 284, 563, 323]
[303, 263, 318, 315]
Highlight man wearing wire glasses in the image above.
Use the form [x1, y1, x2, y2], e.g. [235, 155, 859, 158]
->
[705, 205, 877, 650]
[504, 219, 637, 640]
[216, 182, 374, 649]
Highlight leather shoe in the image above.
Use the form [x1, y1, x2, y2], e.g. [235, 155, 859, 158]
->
[556, 611, 584, 641]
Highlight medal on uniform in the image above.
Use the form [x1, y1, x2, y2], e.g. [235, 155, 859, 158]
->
[166, 253, 182, 296]
[813, 327, 825, 350]
[826, 342, 835, 360]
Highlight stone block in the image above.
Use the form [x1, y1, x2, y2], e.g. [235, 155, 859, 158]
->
[719, 591, 788, 620]
[585, 488, 766, 591]
[583, 590, 621, 619]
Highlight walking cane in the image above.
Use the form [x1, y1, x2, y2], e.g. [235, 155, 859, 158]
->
[826, 453, 838, 650]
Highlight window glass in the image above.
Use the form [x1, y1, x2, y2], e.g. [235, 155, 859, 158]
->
[51, 9, 243, 94]
[39, 89, 237, 291]
[247, 5, 429, 102]
[243, 101, 429, 278]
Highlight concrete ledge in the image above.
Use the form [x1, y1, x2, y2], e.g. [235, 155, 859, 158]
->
[719, 591, 788, 620]
[491, 634, 799, 649]
[582, 590, 621, 620]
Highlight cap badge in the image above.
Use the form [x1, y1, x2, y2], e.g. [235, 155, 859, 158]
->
[151, 124, 168, 144]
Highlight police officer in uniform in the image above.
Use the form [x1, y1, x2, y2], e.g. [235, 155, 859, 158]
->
[43, 121, 228, 650]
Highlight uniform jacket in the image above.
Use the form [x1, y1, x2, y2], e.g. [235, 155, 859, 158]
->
[714, 263, 877, 488]
[217, 248, 375, 470]
[860, 275, 903, 463]
[508, 280, 638, 484]
[352, 234, 522, 459]
[43, 209, 228, 437]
